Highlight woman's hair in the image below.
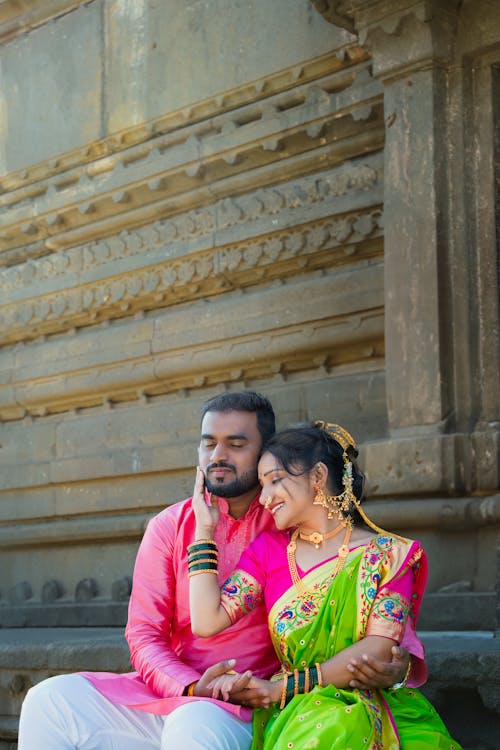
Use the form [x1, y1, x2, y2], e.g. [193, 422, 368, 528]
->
[262, 422, 365, 521]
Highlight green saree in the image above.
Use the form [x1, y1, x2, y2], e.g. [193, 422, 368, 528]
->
[223, 533, 462, 750]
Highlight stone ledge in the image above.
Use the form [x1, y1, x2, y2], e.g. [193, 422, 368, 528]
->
[0, 628, 499, 748]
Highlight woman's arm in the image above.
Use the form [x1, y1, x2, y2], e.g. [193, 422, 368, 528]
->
[319, 635, 397, 689]
[189, 467, 236, 636]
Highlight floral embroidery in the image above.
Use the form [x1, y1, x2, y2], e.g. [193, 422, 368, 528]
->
[219, 570, 263, 623]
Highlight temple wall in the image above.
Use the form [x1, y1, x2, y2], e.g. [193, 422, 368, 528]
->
[0, 0, 499, 633]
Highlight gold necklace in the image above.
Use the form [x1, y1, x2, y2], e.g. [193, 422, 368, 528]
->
[299, 522, 344, 549]
[287, 524, 353, 594]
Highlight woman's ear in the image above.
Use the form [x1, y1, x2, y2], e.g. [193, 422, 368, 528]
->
[312, 461, 329, 489]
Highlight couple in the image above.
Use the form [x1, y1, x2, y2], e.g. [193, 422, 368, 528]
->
[18, 391, 456, 748]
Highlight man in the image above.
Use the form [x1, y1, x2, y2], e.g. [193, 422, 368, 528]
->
[18, 391, 416, 749]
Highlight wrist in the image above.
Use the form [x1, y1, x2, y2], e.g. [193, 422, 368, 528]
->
[184, 680, 198, 696]
[194, 528, 215, 541]
[389, 657, 412, 691]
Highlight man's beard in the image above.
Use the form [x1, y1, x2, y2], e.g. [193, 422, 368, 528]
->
[204, 465, 260, 498]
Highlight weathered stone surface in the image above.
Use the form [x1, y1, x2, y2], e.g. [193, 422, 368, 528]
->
[0, 2, 499, 746]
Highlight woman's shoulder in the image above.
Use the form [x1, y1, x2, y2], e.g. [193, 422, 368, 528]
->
[366, 533, 425, 567]
[247, 527, 289, 555]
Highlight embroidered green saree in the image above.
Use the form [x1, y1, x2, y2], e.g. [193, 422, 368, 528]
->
[221, 533, 461, 750]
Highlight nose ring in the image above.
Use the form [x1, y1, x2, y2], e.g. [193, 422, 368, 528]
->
[263, 496, 272, 510]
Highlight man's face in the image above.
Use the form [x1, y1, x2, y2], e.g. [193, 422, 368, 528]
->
[198, 410, 262, 498]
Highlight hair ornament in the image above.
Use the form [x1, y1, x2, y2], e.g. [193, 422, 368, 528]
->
[313, 421, 357, 452]
[313, 419, 406, 541]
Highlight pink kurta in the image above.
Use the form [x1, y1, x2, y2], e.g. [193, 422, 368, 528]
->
[82, 493, 279, 719]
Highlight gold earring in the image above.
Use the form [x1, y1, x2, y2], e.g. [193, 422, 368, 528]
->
[312, 483, 344, 521]
[263, 496, 272, 510]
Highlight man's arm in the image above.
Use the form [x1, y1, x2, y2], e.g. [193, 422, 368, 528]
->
[125, 511, 202, 697]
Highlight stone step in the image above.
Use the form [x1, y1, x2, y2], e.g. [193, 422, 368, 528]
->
[0, 628, 498, 749]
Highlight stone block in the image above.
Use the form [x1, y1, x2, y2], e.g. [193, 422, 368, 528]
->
[0, 2, 102, 173]
[104, 0, 346, 133]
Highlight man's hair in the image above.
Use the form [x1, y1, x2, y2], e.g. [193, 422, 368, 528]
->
[200, 391, 276, 446]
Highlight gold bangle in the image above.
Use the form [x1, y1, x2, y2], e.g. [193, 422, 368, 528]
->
[304, 666, 310, 694]
[187, 681, 198, 696]
[279, 676, 287, 709]
[293, 668, 299, 696]
[315, 662, 323, 687]
[188, 568, 219, 578]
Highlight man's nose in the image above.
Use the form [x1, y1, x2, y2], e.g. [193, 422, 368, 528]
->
[210, 443, 227, 462]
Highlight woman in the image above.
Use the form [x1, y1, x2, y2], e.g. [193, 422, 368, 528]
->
[189, 421, 461, 749]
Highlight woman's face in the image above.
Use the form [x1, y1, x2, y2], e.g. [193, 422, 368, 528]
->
[257, 451, 316, 530]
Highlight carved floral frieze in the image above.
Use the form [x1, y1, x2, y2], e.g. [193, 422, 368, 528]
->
[0, 205, 382, 347]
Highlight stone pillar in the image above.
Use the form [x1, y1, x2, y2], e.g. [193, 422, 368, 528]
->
[345, 0, 461, 435]
[313, 1, 500, 498]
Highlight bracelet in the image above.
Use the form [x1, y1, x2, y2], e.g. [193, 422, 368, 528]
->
[304, 666, 310, 694]
[188, 560, 218, 571]
[188, 557, 218, 566]
[187, 681, 198, 696]
[188, 568, 219, 578]
[315, 662, 323, 687]
[187, 540, 217, 552]
[389, 657, 412, 691]
[279, 676, 288, 710]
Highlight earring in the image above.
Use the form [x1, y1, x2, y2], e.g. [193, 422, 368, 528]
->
[263, 496, 272, 510]
[312, 483, 344, 521]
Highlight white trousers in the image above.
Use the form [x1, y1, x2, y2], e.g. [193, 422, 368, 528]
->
[18, 674, 253, 750]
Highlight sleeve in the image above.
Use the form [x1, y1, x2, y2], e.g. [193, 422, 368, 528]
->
[125, 512, 199, 697]
[365, 541, 425, 644]
[219, 535, 267, 625]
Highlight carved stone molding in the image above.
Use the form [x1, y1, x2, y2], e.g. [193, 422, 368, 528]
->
[0, 55, 381, 264]
[0, 0, 94, 44]
[0, 264, 385, 420]
[311, 1, 462, 79]
[0, 203, 383, 346]
[1, 158, 382, 296]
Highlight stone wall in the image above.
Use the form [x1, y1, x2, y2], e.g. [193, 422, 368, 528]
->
[0, 0, 498, 656]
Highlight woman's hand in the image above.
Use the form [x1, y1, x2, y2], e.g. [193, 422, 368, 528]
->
[346, 644, 411, 689]
[192, 466, 219, 539]
[225, 675, 282, 708]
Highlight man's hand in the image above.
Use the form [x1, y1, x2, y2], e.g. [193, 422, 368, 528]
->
[193, 660, 251, 697]
[346, 645, 411, 689]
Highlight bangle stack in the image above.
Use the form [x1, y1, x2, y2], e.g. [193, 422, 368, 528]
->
[187, 539, 218, 577]
[279, 663, 323, 709]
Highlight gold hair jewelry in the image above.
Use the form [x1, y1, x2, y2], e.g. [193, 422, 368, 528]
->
[299, 521, 345, 549]
[314, 419, 407, 541]
[314, 421, 357, 451]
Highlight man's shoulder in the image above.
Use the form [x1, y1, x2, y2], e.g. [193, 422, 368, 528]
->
[146, 497, 194, 534]
[152, 496, 193, 518]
